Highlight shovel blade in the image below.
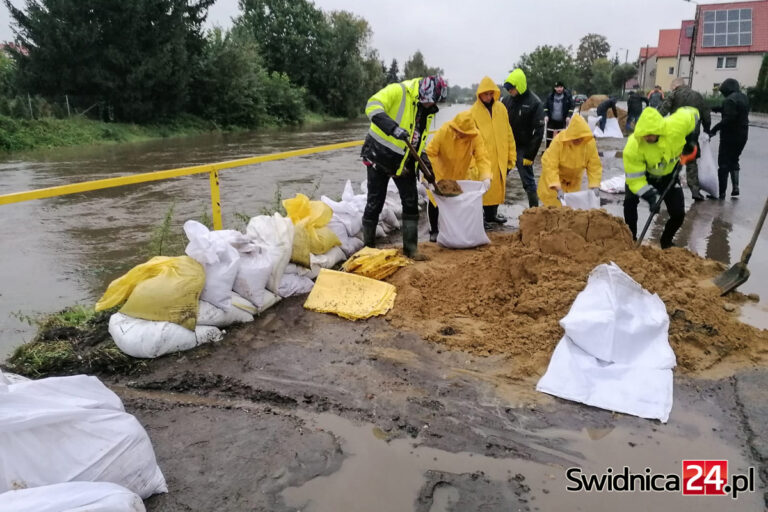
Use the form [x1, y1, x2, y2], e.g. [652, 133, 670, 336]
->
[712, 263, 750, 295]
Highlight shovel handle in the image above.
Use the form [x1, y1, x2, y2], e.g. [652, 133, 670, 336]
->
[403, 138, 436, 186]
[740, 195, 768, 266]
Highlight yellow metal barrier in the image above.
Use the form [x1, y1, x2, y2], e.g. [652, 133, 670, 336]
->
[0, 139, 364, 230]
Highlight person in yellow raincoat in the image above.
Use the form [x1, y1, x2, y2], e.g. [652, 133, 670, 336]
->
[537, 115, 602, 207]
[469, 76, 517, 227]
[425, 110, 491, 241]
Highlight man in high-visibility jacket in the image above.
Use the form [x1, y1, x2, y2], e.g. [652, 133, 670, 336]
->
[361, 76, 448, 260]
[623, 106, 699, 249]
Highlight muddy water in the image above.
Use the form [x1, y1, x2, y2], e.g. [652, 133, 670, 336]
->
[1, 109, 767, 358]
[282, 404, 762, 511]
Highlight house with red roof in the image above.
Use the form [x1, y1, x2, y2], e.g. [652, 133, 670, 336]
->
[689, 0, 768, 94]
[655, 28, 682, 91]
[637, 46, 658, 91]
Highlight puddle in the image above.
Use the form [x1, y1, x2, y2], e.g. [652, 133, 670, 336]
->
[282, 401, 763, 511]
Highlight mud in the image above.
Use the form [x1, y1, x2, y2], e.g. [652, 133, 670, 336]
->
[435, 179, 462, 196]
[97, 297, 766, 511]
[387, 208, 768, 377]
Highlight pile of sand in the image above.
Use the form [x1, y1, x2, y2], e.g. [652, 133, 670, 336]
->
[387, 208, 767, 377]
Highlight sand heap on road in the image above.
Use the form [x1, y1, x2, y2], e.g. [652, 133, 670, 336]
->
[387, 208, 767, 378]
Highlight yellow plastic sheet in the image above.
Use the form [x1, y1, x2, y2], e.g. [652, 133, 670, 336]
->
[341, 247, 411, 280]
[95, 256, 205, 330]
[283, 194, 340, 267]
[304, 269, 396, 320]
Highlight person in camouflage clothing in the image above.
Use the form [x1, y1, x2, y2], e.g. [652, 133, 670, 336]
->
[659, 77, 711, 201]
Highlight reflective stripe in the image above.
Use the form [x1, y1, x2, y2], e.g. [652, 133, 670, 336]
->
[394, 83, 407, 124]
[625, 171, 646, 179]
[368, 129, 405, 155]
[637, 184, 653, 196]
[366, 101, 385, 120]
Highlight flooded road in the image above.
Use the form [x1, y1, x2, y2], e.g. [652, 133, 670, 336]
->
[1, 106, 767, 357]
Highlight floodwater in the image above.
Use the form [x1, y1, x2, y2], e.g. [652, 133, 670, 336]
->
[1, 105, 767, 358]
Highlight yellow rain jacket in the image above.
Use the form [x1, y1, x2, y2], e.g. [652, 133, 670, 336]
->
[425, 110, 490, 206]
[470, 76, 517, 206]
[538, 115, 602, 207]
[623, 106, 698, 196]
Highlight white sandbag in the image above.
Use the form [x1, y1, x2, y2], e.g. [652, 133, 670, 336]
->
[0, 376, 167, 499]
[183, 220, 240, 310]
[340, 236, 364, 258]
[697, 132, 719, 197]
[591, 117, 623, 138]
[321, 196, 362, 237]
[563, 190, 600, 210]
[109, 313, 221, 359]
[0, 482, 145, 512]
[246, 214, 294, 294]
[277, 273, 315, 298]
[599, 175, 626, 194]
[0, 370, 28, 385]
[197, 299, 254, 327]
[537, 263, 676, 422]
[230, 291, 280, 315]
[285, 263, 320, 279]
[434, 180, 490, 249]
[310, 246, 346, 270]
[232, 245, 273, 308]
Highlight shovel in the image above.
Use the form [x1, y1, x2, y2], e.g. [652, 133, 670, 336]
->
[403, 138, 462, 197]
[635, 162, 683, 248]
[712, 195, 768, 295]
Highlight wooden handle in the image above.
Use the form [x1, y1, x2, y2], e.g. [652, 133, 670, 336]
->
[740, 196, 768, 266]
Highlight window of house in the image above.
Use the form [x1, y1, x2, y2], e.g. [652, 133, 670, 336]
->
[669, 66, 675, 75]
[716, 56, 738, 69]
[685, 25, 694, 38]
[702, 8, 751, 47]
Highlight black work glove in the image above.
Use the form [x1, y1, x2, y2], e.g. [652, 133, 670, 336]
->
[641, 187, 660, 213]
[392, 126, 410, 142]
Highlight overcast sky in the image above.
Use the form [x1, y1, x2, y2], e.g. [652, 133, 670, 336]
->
[1, 0, 741, 87]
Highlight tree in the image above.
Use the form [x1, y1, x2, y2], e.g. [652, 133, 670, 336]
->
[575, 33, 610, 93]
[403, 50, 443, 79]
[590, 58, 614, 95]
[611, 63, 638, 97]
[515, 45, 577, 98]
[4, 0, 215, 122]
[386, 59, 400, 83]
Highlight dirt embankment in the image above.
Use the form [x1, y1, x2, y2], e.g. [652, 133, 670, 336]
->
[387, 207, 768, 378]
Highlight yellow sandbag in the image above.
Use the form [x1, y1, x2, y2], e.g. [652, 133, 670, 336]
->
[304, 269, 396, 320]
[283, 194, 341, 266]
[95, 256, 205, 330]
[341, 247, 411, 280]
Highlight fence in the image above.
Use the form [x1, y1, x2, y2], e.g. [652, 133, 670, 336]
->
[0, 140, 365, 230]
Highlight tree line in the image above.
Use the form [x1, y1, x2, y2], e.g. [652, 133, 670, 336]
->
[515, 33, 637, 99]
[0, 0, 443, 128]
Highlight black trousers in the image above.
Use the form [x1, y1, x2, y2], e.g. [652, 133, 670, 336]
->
[623, 173, 685, 249]
[717, 133, 748, 196]
[546, 118, 566, 147]
[428, 201, 439, 233]
[363, 164, 419, 223]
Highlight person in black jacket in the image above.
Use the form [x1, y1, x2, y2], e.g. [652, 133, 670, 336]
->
[543, 81, 574, 147]
[710, 78, 749, 198]
[502, 68, 545, 207]
[596, 96, 618, 133]
[625, 90, 648, 133]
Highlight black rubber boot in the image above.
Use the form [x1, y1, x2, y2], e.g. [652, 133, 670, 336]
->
[526, 190, 539, 208]
[402, 218, 427, 261]
[730, 170, 740, 197]
[718, 168, 729, 199]
[362, 218, 377, 248]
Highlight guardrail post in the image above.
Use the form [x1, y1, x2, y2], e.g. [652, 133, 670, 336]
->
[209, 169, 223, 230]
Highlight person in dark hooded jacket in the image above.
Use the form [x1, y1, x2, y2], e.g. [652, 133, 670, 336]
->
[501, 68, 545, 207]
[625, 90, 648, 133]
[543, 81, 574, 148]
[596, 97, 618, 133]
[710, 78, 749, 198]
